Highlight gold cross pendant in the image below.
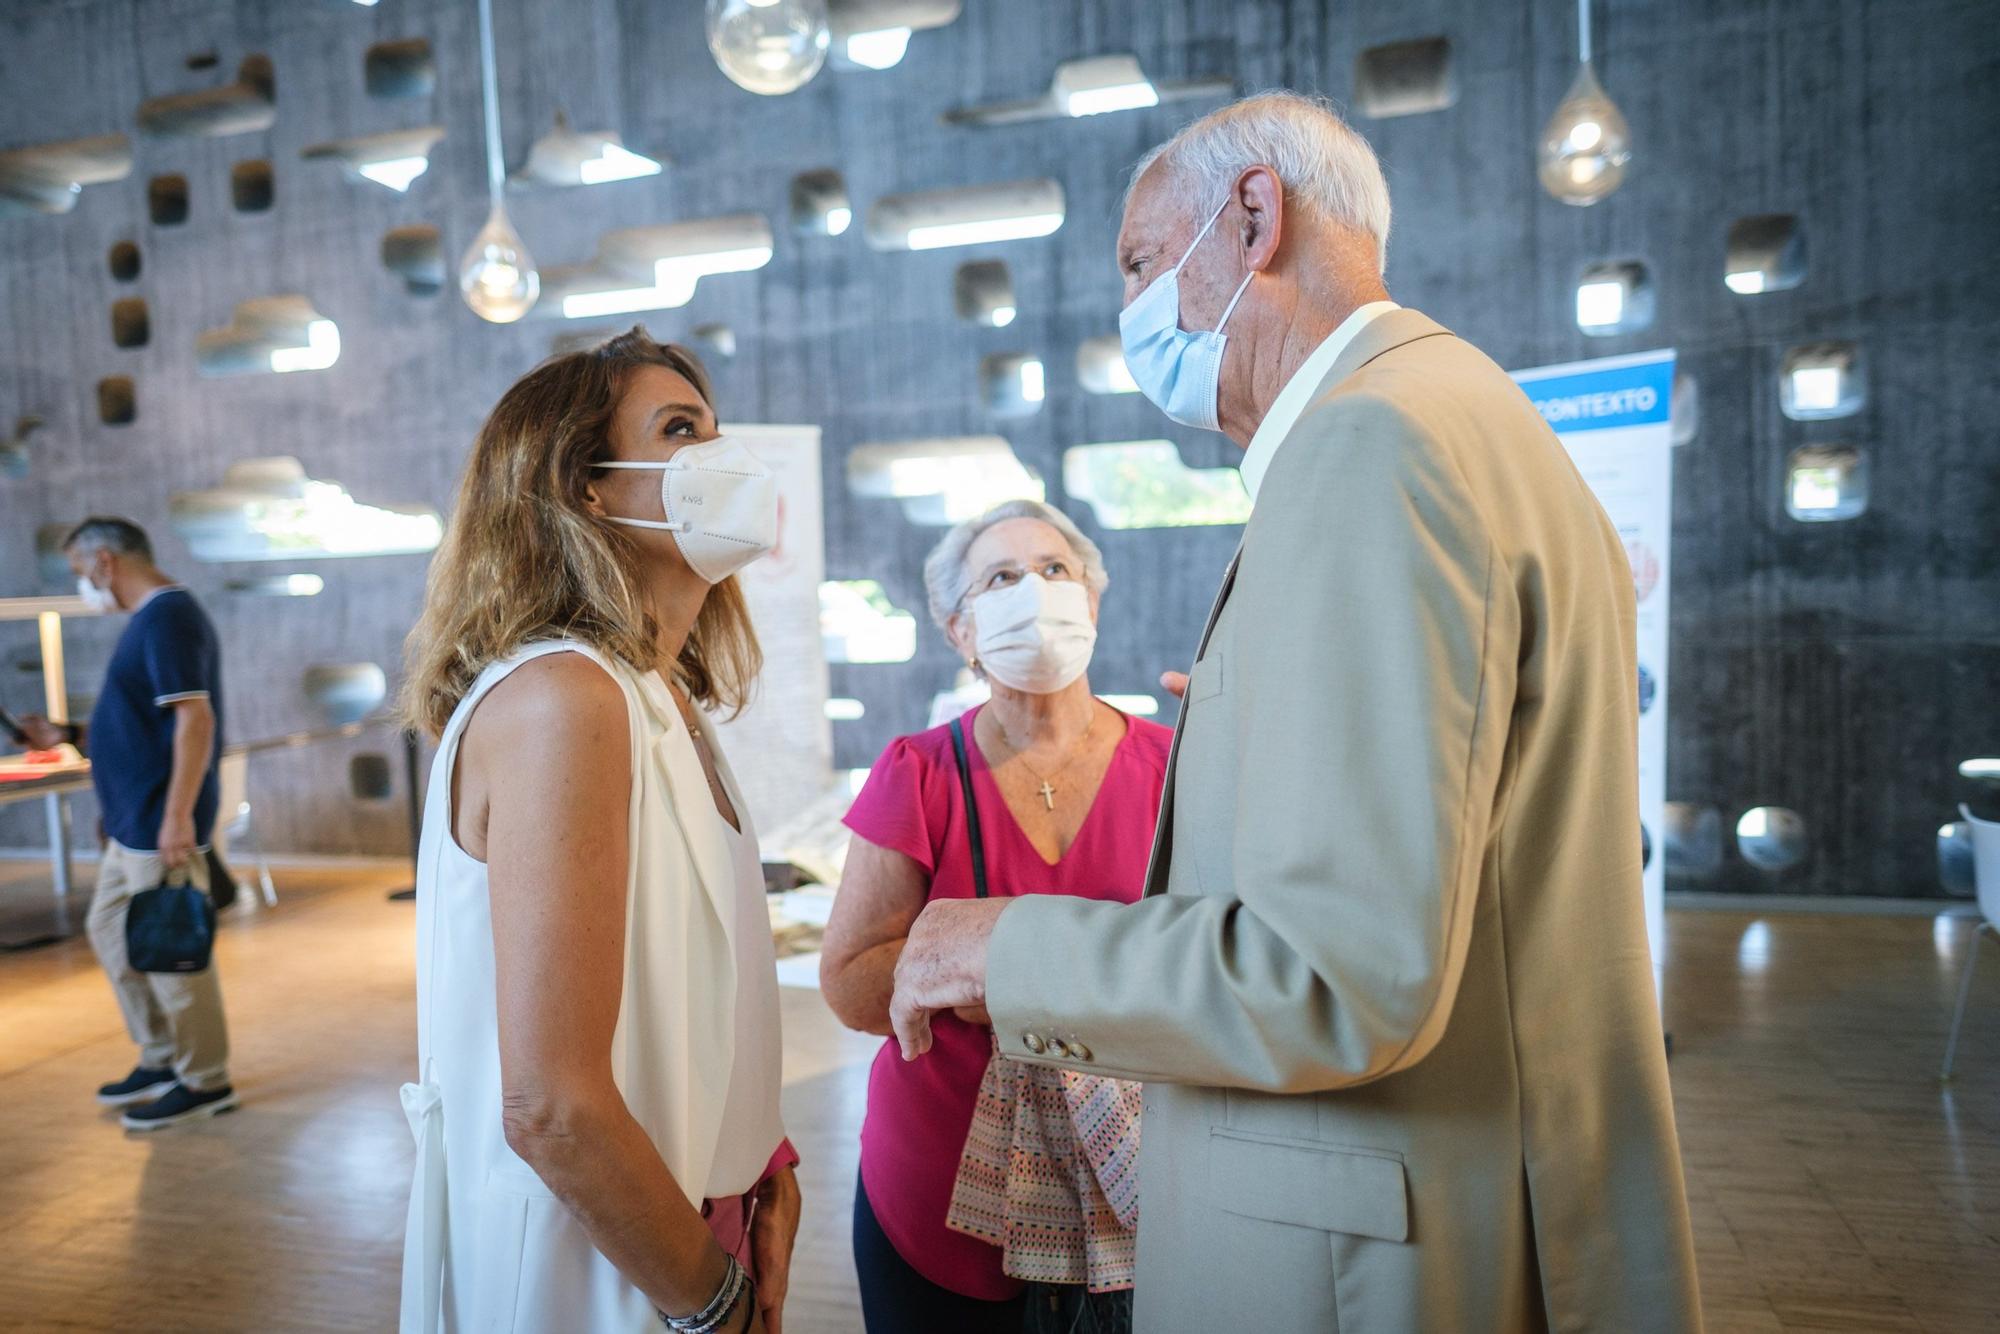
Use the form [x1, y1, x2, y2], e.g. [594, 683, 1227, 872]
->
[1037, 781, 1057, 810]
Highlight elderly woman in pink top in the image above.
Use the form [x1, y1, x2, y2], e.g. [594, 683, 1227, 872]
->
[821, 500, 1169, 1333]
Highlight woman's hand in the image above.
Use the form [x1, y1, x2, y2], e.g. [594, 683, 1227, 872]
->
[749, 1166, 802, 1334]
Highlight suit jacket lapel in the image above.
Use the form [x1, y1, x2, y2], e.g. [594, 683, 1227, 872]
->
[1142, 545, 1239, 897]
[1140, 308, 1455, 899]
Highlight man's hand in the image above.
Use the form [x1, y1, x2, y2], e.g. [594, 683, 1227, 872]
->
[749, 1166, 800, 1334]
[1160, 670, 1189, 700]
[16, 713, 67, 751]
[889, 897, 1010, 1061]
[157, 810, 197, 873]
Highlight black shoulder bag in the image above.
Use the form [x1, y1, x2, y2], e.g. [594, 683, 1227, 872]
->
[948, 715, 990, 900]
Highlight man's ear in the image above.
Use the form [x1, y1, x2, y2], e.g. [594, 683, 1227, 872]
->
[1235, 164, 1285, 274]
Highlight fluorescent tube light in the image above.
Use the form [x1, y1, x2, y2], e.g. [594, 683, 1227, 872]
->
[270, 319, 341, 373]
[1052, 55, 1163, 118]
[562, 286, 675, 319]
[905, 212, 1062, 250]
[845, 27, 912, 70]
[578, 142, 662, 185]
[357, 155, 429, 192]
[1064, 81, 1159, 117]
[559, 244, 773, 320]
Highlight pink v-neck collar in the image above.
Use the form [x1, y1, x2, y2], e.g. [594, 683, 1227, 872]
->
[964, 703, 1135, 871]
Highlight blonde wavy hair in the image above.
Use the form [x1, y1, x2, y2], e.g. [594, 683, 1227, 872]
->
[401, 328, 762, 737]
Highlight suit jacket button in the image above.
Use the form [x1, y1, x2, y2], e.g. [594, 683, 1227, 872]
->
[1023, 1033, 1047, 1055]
[1070, 1042, 1093, 1062]
[1048, 1038, 1072, 1059]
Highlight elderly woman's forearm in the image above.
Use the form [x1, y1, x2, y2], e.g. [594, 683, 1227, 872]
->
[501, 1082, 733, 1316]
[820, 938, 904, 1035]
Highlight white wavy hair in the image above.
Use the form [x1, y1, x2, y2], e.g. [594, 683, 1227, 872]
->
[1131, 90, 1392, 273]
[922, 499, 1109, 633]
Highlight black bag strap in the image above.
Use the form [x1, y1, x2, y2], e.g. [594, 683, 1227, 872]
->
[948, 715, 990, 900]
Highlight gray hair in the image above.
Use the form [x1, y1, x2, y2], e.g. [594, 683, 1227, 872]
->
[1132, 90, 1392, 273]
[922, 499, 1109, 632]
[64, 515, 154, 562]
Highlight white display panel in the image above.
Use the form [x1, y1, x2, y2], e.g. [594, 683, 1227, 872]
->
[707, 424, 834, 840]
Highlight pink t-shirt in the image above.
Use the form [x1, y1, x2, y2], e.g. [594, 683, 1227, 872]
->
[841, 704, 1172, 1301]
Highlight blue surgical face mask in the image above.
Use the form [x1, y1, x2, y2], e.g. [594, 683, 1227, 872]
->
[1118, 198, 1257, 431]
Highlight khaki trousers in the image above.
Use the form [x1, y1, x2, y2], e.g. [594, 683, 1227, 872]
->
[85, 841, 231, 1092]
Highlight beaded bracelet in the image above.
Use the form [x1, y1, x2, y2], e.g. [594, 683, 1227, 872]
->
[657, 1255, 752, 1334]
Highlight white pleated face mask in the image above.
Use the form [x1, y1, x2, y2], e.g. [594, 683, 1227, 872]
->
[971, 573, 1098, 694]
[593, 434, 779, 584]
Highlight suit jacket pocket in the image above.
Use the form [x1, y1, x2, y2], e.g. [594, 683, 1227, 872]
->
[1206, 1128, 1409, 1242]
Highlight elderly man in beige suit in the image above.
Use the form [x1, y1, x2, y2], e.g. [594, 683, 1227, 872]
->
[889, 91, 1703, 1332]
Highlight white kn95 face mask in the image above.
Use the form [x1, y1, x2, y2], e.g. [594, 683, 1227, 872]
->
[593, 434, 778, 584]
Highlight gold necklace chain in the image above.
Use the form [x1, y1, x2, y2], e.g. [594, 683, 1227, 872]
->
[988, 702, 1099, 811]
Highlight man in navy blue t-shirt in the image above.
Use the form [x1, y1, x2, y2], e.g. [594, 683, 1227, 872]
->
[21, 517, 236, 1129]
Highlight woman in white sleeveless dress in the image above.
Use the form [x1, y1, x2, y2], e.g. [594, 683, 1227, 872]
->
[398, 329, 799, 1334]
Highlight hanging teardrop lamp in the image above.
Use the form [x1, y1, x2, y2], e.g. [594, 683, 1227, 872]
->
[459, 0, 539, 321]
[1538, 0, 1632, 206]
[706, 0, 830, 96]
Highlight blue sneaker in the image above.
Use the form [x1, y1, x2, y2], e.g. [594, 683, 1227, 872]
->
[121, 1081, 239, 1131]
[97, 1065, 176, 1108]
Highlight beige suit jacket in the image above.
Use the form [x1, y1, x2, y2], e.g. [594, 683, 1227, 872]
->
[986, 310, 1703, 1332]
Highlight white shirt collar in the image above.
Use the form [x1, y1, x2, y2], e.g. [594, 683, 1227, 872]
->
[133, 583, 188, 611]
[1239, 301, 1400, 504]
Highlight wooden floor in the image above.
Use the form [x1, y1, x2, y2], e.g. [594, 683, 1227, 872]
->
[0, 864, 1994, 1332]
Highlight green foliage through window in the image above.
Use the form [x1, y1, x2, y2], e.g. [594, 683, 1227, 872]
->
[1063, 441, 1251, 530]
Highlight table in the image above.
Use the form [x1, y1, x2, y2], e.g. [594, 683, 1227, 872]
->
[0, 593, 96, 936]
[0, 765, 92, 900]
[0, 720, 385, 948]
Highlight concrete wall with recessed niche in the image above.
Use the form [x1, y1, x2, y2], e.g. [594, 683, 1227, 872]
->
[0, 0, 1995, 895]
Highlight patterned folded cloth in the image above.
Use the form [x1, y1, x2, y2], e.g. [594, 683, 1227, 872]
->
[946, 1033, 1142, 1294]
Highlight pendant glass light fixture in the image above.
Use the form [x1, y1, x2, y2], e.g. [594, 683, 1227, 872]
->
[459, 0, 538, 321]
[706, 0, 831, 96]
[1538, 0, 1631, 206]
